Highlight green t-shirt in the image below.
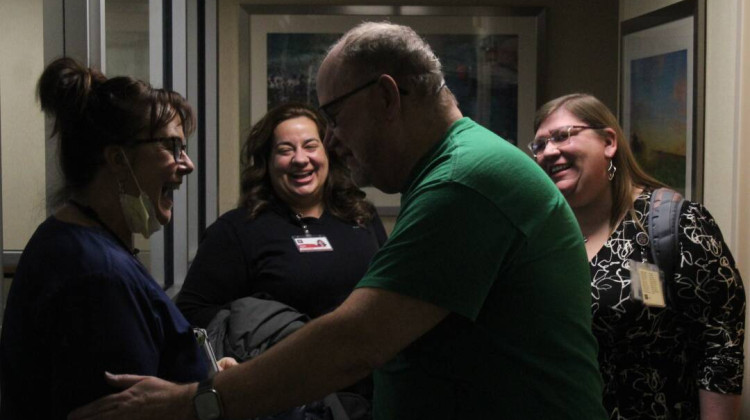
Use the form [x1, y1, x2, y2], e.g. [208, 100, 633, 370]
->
[357, 118, 606, 419]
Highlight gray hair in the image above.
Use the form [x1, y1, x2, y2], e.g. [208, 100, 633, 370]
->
[333, 21, 445, 97]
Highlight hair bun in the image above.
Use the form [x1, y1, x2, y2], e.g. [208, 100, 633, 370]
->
[37, 57, 106, 124]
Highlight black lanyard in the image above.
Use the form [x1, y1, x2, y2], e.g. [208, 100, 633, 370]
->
[68, 200, 138, 256]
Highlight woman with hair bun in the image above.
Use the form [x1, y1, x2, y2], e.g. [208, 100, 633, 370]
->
[0, 57, 234, 419]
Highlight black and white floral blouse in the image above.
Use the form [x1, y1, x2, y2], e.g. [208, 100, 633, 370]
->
[590, 189, 745, 420]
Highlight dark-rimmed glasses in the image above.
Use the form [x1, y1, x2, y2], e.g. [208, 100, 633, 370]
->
[318, 78, 409, 128]
[528, 125, 604, 156]
[130, 136, 186, 162]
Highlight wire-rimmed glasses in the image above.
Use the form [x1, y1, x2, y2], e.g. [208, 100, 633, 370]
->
[318, 78, 409, 128]
[528, 125, 604, 156]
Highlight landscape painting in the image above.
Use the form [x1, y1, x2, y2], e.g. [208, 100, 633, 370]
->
[629, 49, 688, 193]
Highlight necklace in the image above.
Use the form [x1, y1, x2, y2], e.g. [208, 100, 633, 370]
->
[68, 200, 138, 256]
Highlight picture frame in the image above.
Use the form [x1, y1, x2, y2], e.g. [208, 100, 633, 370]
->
[239, 5, 545, 215]
[620, 0, 705, 201]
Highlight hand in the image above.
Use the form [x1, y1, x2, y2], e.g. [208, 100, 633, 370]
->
[67, 372, 194, 420]
[217, 357, 239, 371]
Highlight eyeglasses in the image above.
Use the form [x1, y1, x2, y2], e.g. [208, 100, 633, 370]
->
[318, 79, 378, 128]
[318, 78, 409, 128]
[130, 136, 186, 162]
[528, 125, 604, 156]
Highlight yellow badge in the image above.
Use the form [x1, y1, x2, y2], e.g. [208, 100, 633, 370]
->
[629, 260, 666, 308]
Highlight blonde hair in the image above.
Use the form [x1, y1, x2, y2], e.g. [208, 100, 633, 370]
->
[534, 93, 665, 227]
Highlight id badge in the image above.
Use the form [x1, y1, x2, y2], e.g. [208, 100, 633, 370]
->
[629, 260, 666, 307]
[293, 235, 333, 253]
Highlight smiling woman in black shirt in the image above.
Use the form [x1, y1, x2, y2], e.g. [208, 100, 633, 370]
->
[176, 101, 386, 330]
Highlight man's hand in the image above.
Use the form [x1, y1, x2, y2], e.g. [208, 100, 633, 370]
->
[67, 373, 196, 420]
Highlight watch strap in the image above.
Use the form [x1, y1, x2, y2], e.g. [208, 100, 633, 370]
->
[193, 376, 223, 420]
[197, 376, 215, 393]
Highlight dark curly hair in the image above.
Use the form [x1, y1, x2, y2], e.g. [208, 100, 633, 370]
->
[37, 57, 195, 206]
[239, 102, 376, 225]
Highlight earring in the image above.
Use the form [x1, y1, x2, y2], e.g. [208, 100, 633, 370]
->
[607, 160, 617, 181]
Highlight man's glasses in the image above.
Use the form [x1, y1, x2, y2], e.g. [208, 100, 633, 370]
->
[318, 78, 409, 128]
[131, 136, 186, 162]
[528, 125, 604, 156]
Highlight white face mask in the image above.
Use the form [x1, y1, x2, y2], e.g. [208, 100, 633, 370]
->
[118, 151, 162, 238]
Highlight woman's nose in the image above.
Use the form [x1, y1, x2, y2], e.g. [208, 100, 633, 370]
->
[178, 150, 195, 174]
[291, 148, 310, 165]
[539, 141, 561, 159]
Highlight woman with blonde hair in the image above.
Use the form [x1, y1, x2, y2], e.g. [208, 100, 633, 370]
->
[532, 93, 744, 420]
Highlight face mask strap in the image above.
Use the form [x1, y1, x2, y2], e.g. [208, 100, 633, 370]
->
[118, 148, 146, 195]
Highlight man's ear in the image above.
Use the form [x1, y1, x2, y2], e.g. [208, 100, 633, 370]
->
[602, 127, 618, 159]
[376, 74, 402, 121]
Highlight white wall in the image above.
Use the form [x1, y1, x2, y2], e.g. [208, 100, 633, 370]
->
[0, 0, 47, 250]
[704, 1, 742, 251]
[738, 0, 750, 301]
[735, 1, 750, 416]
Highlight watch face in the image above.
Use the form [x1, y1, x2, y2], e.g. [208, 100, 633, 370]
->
[194, 391, 222, 420]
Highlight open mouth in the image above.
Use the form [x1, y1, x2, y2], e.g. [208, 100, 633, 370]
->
[549, 163, 571, 176]
[161, 183, 180, 199]
[290, 171, 314, 180]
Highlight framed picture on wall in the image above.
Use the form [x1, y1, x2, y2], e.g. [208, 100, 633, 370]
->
[620, 0, 705, 201]
[239, 5, 544, 215]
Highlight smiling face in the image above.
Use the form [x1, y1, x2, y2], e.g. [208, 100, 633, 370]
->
[268, 116, 329, 214]
[125, 116, 194, 225]
[534, 108, 617, 209]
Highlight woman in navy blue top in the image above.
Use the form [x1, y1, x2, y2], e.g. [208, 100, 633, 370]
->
[0, 57, 213, 419]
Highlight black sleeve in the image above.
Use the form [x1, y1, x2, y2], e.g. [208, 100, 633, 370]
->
[176, 215, 250, 327]
[676, 202, 745, 393]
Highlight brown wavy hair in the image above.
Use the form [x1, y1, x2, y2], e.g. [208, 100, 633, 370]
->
[37, 57, 195, 206]
[534, 93, 665, 227]
[239, 102, 377, 224]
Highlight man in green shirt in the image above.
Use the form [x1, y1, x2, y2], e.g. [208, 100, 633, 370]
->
[69, 21, 606, 420]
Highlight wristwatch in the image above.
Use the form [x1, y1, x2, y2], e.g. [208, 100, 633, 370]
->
[193, 376, 223, 420]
